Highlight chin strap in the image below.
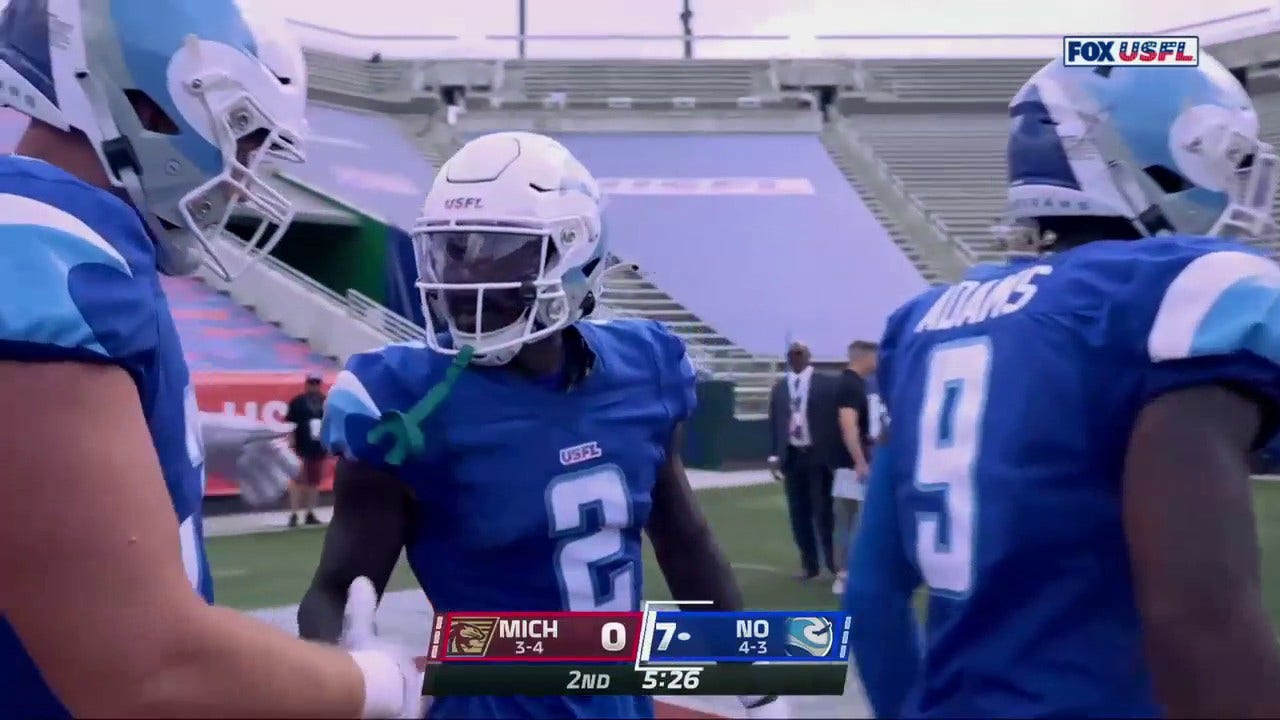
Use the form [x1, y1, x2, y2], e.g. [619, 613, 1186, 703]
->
[367, 345, 475, 466]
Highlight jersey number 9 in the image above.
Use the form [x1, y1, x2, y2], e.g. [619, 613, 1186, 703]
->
[914, 338, 991, 597]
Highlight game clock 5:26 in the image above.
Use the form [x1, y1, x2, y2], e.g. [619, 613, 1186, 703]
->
[561, 666, 703, 693]
[639, 667, 702, 691]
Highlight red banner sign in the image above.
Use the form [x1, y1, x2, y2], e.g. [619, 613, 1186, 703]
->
[194, 372, 337, 496]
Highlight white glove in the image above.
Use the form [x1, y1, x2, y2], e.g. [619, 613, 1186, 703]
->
[741, 694, 791, 719]
[199, 412, 300, 507]
[343, 577, 425, 719]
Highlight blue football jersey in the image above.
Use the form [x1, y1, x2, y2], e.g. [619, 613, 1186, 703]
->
[0, 157, 211, 719]
[323, 318, 697, 720]
[874, 236, 1280, 718]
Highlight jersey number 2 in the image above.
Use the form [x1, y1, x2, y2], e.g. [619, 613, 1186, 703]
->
[915, 338, 991, 597]
[547, 465, 636, 611]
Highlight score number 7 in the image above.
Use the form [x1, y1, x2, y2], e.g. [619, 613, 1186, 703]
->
[653, 621, 678, 651]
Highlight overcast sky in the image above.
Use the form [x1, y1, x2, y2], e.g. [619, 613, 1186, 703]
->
[261, 0, 1266, 58]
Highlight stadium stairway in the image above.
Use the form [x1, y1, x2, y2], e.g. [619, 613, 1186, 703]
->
[599, 262, 779, 419]
[162, 275, 336, 373]
[820, 125, 952, 283]
[398, 113, 461, 170]
[844, 112, 1009, 263]
[852, 101, 1280, 264]
[195, 234, 422, 367]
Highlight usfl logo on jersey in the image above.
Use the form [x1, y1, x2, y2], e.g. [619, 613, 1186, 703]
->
[559, 441, 602, 466]
[1063, 36, 1199, 67]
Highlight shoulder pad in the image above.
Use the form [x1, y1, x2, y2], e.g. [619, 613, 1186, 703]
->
[637, 319, 699, 422]
[0, 191, 157, 364]
[1073, 237, 1280, 414]
[1146, 245, 1280, 363]
[322, 342, 452, 469]
[581, 317, 699, 423]
[876, 289, 933, 399]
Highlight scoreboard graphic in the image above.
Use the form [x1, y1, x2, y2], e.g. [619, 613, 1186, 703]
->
[421, 602, 851, 696]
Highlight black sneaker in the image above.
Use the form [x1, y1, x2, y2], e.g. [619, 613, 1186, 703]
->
[287, 514, 298, 528]
[304, 512, 322, 526]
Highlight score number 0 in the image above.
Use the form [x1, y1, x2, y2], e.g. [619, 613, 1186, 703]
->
[601, 621, 628, 652]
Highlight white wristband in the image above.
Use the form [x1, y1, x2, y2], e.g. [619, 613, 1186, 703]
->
[350, 649, 403, 718]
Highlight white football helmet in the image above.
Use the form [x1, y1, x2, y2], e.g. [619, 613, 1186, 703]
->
[412, 131, 608, 366]
[0, 0, 308, 279]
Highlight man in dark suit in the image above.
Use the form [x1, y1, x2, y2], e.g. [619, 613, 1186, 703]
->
[767, 341, 842, 580]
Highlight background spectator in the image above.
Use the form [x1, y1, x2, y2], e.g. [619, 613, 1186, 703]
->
[768, 341, 843, 580]
[284, 373, 328, 527]
[831, 340, 878, 594]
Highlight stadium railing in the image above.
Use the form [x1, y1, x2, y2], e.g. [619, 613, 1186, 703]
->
[347, 289, 424, 341]
[198, 234, 421, 364]
[286, 9, 1273, 64]
[826, 116, 976, 267]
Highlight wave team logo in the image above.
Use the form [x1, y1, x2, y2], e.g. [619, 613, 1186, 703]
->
[1063, 36, 1199, 68]
[784, 617, 834, 658]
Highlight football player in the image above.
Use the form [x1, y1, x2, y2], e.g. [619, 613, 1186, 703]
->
[845, 54, 1280, 717]
[0, 1, 420, 716]
[298, 131, 788, 719]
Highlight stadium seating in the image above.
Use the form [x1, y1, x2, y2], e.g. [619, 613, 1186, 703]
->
[844, 112, 1008, 262]
[161, 276, 336, 373]
[555, 132, 927, 362]
[508, 59, 770, 103]
[847, 91, 1280, 264]
[287, 103, 435, 229]
[819, 128, 945, 283]
[859, 59, 1043, 103]
[597, 261, 779, 418]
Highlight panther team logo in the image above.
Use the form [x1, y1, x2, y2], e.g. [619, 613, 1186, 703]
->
[1063, 36, 1199, 68]
[784, 616, 834, 658]
[447, 617, 498, 657]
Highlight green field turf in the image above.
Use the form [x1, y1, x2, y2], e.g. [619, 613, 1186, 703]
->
[206, 482, 838, 612]
[206, 480, 1280, 627]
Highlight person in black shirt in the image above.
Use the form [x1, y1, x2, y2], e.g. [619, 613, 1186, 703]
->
[284, 373, 328, 527]
[831, 340, 878, 594]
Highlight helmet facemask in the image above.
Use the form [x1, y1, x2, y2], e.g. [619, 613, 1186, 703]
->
[1205, 129, 1279, 242]
[413, 214, 601, 367]
[85, 32, 305, 279]
[157, 35, 304, 279]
